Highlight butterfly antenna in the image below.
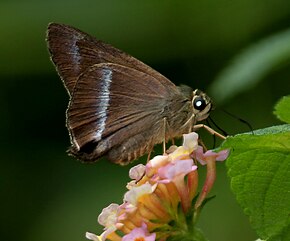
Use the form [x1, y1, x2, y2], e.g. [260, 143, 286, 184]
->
[208, 116, 229, 137]
[221, 109, 254, 134]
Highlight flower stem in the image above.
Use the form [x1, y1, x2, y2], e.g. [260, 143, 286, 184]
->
[194, 156, 216, 213]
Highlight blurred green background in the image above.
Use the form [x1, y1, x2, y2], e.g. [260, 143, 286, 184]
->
[1, 1, 290, 241]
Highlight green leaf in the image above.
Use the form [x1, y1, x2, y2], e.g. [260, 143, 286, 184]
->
[274, 96, 290, 124]
[220, 124, 290, 241]
[208, 29, 290, 103]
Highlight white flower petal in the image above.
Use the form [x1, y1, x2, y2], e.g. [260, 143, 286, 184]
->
[97, 203, 119, 227]
[124, 183, 155, 206]
[85, 232, 103, 241]
[129, 164, 146, 180]
[182, 132, 199, 151]
[149, 155, 169, 168]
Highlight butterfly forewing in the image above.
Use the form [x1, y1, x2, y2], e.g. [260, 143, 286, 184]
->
[47, 23, 176, 96]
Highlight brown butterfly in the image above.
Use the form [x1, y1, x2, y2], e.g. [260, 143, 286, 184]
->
[47, 23, 214, 165]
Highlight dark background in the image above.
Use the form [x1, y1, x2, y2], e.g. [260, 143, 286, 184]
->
[1, 1, 290, 241]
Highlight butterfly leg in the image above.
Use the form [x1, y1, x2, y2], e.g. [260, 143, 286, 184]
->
[162, 118, 167, 154]
[188, 119, 193, 133]
[193, 124, 227, 140]
[147, 148, 152, 163]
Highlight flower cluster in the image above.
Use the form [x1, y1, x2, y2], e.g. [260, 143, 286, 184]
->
[86, 132, 229, 241]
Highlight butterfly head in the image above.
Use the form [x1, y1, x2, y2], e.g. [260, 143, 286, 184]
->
[192, 89, 212, 122]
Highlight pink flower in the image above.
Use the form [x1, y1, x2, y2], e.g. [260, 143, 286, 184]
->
[122, 223, 156, 241]
[96, 203, 123, 239]
[98, 203, 120, 227]
[127, 164, 147, 189]
[129, 164, 146, 181]
[194, 146, 229, 165]
[154, 158, 197, 213]
[157, 159, 197, 183]
[86, 132, 229, 241]
[145, 155, 170, 178]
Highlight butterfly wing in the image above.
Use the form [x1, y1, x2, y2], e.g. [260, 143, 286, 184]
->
[47, 23, 193, 164]
[68, 63, 185, 164]
[47, 23, 176, 96]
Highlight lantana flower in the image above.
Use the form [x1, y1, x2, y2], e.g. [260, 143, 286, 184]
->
[194, 145, 230, 165]
[86, 132, 229, 241]
[122, 223, 156, 241]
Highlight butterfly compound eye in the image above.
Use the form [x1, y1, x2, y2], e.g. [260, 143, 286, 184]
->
[193, 96, 206, 111]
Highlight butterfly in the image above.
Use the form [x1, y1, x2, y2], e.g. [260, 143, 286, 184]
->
[47, 23, 214, 165]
